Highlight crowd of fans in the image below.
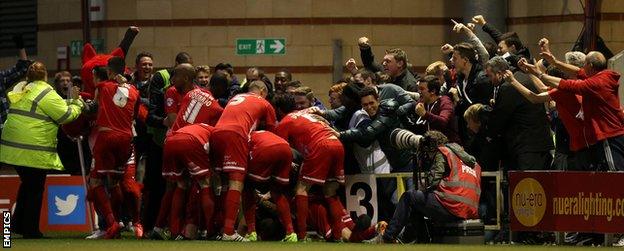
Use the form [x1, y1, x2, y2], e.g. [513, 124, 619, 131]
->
[1, 14, 623, 246]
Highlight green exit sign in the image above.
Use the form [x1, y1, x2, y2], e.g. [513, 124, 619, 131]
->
[236, 38, 285, 55]
[70, 39, 105, 57]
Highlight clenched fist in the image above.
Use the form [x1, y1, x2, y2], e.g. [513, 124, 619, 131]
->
[472, 15, 486, 25]
[358, 37, 370, 49]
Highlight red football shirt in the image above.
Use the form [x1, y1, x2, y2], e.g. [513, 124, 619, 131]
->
[215, 93, 277, 137]
[275, 109, 336, 156]
[164, 86, 184, 114]
[96, 81, 139, 135]
[548, 89, 591, 151]
[170, 88, 223, 132]
[174, 123, 214, 146]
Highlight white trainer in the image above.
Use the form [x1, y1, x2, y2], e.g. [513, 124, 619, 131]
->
[221, 232, 250, 242]
[85, 229, 106, 239]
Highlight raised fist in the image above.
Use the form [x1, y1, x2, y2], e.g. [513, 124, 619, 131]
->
[345, 58, 358, 74]
[441, 44, 454, 54]
[538, 38, 550, 52]
[358, 37, 370, 49]
[472, 15, 486, 25]
[129, 26, 140, 33]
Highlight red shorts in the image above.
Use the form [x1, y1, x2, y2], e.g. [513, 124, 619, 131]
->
[162, 133, 212, 181]
[210, 129, 249, 174]
[90, 130, 133, 179]
[248, 143, 292, 184]
[299, 139, 345, 185]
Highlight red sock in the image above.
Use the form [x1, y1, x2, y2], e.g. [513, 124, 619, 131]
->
[326, 196, 354, 230]
[122, 179, 142, 224]
[199, 187, 215, 235]
[295, 194, 308, 239]
[272, 191, 294, 234]
[185, 186, 200, 227]
[155, 189, 174, 228]
[331, 214, 345, 240]
[348, 226, 376, 242]
[123, 190, 141, 224]
[242, 189, 256, 233]
[308, 202, 331, 239]
[169, 187, 187, 236]
[223, 189, 241, 235]
[110, 185, 124, 220]
[91, 186, 116, 227]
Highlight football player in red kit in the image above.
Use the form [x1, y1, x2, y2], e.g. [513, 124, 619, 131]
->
[161, 123, 217, 240]
[169, 82, 223, 131]
[274, 94, 373, 242]
[154, 63, 223, 239]
[242, 131, 297, 242]
[87, 57, 140, 239]
[163, 82, 184, 128]
[211, 80, 276, 241]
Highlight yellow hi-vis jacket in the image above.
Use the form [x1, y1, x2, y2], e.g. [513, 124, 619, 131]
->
[0, 80, 84, 170]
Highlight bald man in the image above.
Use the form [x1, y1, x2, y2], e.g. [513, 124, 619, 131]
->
[520, 51, 624, 171]
[163, 63, 197, 127]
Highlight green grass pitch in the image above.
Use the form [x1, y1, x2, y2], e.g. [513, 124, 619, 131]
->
[6, 232, 620, 251]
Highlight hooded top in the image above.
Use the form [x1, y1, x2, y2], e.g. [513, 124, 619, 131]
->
[558, 69, 624, 142]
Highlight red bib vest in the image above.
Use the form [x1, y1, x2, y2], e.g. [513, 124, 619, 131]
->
[433, 146, 481, 219]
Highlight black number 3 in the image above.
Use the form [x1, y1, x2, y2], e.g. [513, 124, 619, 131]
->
[349, 182, 374, 220]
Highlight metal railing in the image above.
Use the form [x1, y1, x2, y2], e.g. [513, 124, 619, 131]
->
[371, 171, 503, 230]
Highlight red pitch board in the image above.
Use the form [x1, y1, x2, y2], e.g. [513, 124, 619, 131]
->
[509, 171, 624, 233]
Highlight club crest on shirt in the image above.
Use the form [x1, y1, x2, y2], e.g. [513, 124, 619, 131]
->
[113, 86, 130, 108]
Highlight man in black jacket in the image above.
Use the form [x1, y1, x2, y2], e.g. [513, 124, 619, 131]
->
[485, 56, 553, 170]
[357, 37, 418, 91]
[312, 70, 415, 129]
[472, 15, 531, 68]
[452, 43, 493, 144]
[143, 52, 193, 233]
[340, 87, 412, 171]
[339, 86, 412, 221]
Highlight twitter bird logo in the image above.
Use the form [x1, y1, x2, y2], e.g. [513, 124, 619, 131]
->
[48, 186, 86, 225]
[54, 194, 79, 216]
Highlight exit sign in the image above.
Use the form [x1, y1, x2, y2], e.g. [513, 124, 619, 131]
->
[236, 39, 285, 55]
[70, 39, 105, 57]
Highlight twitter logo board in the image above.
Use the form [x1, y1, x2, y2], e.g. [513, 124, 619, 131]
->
[47, 186, 85, 225]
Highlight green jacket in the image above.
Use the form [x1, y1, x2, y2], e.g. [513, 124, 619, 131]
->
[0, 80, 84, 170]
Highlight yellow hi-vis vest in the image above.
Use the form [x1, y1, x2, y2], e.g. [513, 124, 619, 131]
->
[146, 69, 171, 146]
[0, 80, 84, 170]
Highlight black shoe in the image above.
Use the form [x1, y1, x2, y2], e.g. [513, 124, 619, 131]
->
[566, 232, 602, 246]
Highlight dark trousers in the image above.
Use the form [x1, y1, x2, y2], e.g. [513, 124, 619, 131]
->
[383, 190, 459, 242]
[12, 166, 47, 236]
[376, 178, 396, 222]
[509, 151, 553, 171]
[588, 135, 624, 171]
[141, 143, 165, 231]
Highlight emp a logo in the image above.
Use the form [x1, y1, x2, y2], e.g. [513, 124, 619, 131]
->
[47, 186, 86, 225]
[512, 178, 546, 227]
